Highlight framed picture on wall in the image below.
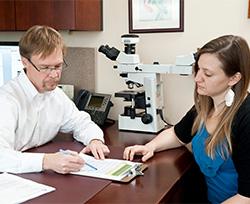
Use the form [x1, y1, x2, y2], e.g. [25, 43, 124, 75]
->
[248, 0, 250, 18]
[129, 0, 184, 33]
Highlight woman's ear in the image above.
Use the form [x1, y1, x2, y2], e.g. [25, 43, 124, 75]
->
[228, 72, 241, 86]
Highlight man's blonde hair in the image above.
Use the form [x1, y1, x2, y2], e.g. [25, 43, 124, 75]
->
[19, 25, 66, 59]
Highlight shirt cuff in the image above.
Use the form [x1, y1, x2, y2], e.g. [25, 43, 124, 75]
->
[84, 128, 104, 145]
[20, 152, 45, 173]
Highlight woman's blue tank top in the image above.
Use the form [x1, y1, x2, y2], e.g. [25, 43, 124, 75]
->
[191, 125, 238, 203]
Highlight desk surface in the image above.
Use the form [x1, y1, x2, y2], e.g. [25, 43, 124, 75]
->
[21, 123, 204, 204]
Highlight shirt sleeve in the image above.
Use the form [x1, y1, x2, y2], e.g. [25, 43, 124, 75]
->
[0, 94, 44, 173]
[174, 106, 197, 144]
[0, 148, 44, 173]
[58, 90, 104, 145]
[231, 100, 250, 197]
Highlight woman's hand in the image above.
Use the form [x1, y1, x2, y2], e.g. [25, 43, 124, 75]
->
[123, 144, 155, 162]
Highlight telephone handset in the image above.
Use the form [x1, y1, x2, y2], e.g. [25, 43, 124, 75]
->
[74, 89, 113, 126]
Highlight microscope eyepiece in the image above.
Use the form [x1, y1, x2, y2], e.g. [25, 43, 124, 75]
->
[121, 34, 139, 54]
[98, 45, 120, 61]
[124, 44, 136, 54]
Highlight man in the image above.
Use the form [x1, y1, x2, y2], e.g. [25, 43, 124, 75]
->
[0, 25, 110, 174]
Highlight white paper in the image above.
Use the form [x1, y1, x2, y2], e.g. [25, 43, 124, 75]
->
[0, 172, 55, 204]
[71, 153, 142, 181]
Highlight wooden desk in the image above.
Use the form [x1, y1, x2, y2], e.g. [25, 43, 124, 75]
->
[90, 123, 202, 203]
[22, 123, 206, 203]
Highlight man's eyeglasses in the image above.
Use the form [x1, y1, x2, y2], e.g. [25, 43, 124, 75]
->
[27, 58, 68, 74]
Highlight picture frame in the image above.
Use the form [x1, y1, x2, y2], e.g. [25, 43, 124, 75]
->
[128, 0, 184, 33]
[248, 0, 250, 18]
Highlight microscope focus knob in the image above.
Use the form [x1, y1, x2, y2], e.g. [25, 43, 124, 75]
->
[141, 114, 153, 124]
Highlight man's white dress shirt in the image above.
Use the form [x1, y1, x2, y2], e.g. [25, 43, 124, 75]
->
[0, 70, 104, 173]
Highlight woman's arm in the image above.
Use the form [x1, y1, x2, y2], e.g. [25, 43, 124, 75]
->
[123, 126, 184, 161]
[146, 126, 184, 152]
[123, 106, 196, 162]
[222, 194, 250, 204]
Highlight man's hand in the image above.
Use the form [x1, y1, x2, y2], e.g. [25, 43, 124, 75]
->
[43, 150, 84, 174]
[81, 139, 110, 160]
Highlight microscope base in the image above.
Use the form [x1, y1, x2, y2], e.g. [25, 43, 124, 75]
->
[118, 115, 165, 133]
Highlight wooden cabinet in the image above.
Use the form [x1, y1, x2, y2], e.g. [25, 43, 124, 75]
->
[75, 0, 103, 30]
[0, 0, 102, 31]
[15, 0, 75, 30]
[0, 0, 15, 30]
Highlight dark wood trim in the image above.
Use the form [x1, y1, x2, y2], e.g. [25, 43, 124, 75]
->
[248, 0, 250, 18]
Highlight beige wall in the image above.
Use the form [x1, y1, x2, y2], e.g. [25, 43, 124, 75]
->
[1, 0, 250, 124]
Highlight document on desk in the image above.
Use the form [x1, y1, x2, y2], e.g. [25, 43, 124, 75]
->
[0, 172, 55, 204]
[71, 153, 147, 182]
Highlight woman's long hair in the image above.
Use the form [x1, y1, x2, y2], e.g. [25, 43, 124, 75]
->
[192, 35, 250, 158]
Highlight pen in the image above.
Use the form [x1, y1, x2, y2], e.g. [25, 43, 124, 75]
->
[84, 162, 98, 171]
[59, 149, 98, 170]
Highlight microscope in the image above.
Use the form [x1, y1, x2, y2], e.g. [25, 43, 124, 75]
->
[99, 34, 194, 133]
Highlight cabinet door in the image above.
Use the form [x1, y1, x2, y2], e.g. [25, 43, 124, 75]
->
[0, 0, 15, 30]
[75, 0, 103, 31]
[15, 0, 75, 30]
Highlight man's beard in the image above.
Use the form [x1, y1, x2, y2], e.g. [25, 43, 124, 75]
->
[43, 78, 60, 91]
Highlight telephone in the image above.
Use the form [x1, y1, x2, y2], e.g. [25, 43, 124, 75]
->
[74, 89, 113, 126]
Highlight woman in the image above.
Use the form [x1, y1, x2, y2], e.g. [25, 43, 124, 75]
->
[123, 35, 250, 204]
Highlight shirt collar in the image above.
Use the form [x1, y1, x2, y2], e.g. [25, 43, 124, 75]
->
[18, 69, 52, 101]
